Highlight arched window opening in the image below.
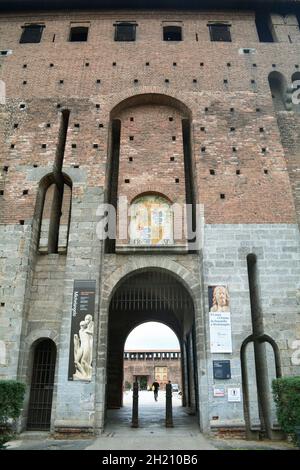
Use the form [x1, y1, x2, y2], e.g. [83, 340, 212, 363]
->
[268, 71, 288, 111]
[129, 194, 173, 246]
[38, 175, 72, 254]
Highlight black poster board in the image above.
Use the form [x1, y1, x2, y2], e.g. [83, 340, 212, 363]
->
[213, 360, 231, 379]
[68, 280, 96, 381]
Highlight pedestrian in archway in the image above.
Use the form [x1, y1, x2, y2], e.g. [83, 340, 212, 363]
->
[152, 380, 160, 401]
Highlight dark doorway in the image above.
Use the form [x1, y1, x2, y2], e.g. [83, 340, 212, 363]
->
[27, 339, 56, 430]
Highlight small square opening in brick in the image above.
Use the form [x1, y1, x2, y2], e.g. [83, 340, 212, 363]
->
[130, 117, 134, 122]
[173, 62, 177, 66]
[46, 123, 51, 128]
[59, 80, 64, 84]
[0, 303, 5, 307]
[10, 144, 15, 149]
[232, 147, 237, 152]
[14, 123, 19, 129]
[200, 62, 204, 66]
[23, 64, 27, 68]
[210, 169, 215, 175]
[264, 169, 268, 174]
[172, 136, 176, 141]
[125, 179, 130, 183]
[41, 144, 47, 149]
[165, 79, 170, 83]
[129, 157, 133, 162]
[259, 127, 264, 132]
[129, 136, 134, 141]
[3, 166, 9, 172]
[23, 189, 29, 195]
[0, 190, 4, 196]
[96, 79, 101, 84]
[72, 144, 77, 149]
[227, 62, 231, 67]
[93, 144, 99, 149]
[230, 127, 235, 132]
[134, 79, 139, 83]
[200, 127, 205, 131]
[19, 220, 25, 225]
[74, 123, 80, 128]
[236, 169, 241, 175]
[146, 62, 150, 66]
[73, 165, 80, 168]
[170, 156, 175, 161]
[201, 146, 206, 152]
[96, 104, 100, 109]
[193, 79, 197, 83]
[99, 123, 104, 128]
[175, 178, 179, 183]
[220, 194, 225, 199]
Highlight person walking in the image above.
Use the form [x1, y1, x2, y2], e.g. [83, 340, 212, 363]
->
[152, 380, 160, 401]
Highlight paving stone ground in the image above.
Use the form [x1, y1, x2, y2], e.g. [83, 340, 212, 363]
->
[5, 392, 296, 451]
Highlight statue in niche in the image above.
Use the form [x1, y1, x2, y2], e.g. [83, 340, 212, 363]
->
[210, 286, 230, 312]
[73, 314, 94, 380]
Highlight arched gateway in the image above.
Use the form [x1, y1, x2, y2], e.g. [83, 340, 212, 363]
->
[95, 262, 209, 433]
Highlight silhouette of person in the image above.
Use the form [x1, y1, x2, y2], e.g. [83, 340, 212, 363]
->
[152, 380, 160, 401]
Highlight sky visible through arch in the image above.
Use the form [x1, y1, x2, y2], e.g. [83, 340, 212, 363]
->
[124, 322, 180, 350]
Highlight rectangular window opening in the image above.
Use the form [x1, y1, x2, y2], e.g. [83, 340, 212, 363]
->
[209, 24, 231, 42]
[114, 23, 136, 41]
[69, 26, 89, 42]
[163, 25, 182, 41]
[20, 24, 44, 44]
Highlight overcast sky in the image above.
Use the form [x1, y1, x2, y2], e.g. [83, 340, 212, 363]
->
[124, 322, 180, 350]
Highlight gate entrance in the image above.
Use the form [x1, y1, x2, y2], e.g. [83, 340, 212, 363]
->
[106, 269, 199, 426]
[27, 339, 56, 430]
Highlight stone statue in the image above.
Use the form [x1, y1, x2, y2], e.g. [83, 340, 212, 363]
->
[210, 286, 230, 312]
[73, 314, 94, 380]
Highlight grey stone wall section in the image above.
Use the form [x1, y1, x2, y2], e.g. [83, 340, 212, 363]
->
[0, 223, 32, 379]
[53, 185, 103, 432]
[203, 224, 300, 427]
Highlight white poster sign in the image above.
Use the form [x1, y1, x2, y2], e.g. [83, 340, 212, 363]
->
[209, 311, 232, 353]
[228, 387, 241, 402]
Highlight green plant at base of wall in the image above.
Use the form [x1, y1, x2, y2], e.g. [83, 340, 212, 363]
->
[0, 380, 26, 449]
[272, 376, 300, 445]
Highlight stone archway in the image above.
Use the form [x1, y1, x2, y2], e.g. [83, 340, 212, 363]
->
[95, 259, 209, 433]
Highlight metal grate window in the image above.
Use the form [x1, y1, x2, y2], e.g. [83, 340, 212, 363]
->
[27, 340, 56, 430]
[114, 23, 136, 41]
[20, 24, 44, 44]
[209, 24, 231, 42]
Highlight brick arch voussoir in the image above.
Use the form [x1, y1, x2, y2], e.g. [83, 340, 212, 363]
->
[102, 258, 199, 308]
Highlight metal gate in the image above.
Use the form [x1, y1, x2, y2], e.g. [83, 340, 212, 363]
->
[27, 339, 56, 430]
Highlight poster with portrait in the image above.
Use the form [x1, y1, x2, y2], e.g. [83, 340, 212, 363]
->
[208, 286, 232, 353]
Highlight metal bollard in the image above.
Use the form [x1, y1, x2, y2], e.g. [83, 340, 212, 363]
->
[131, 381, 139, 428]
[165, 383, 174, 427]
